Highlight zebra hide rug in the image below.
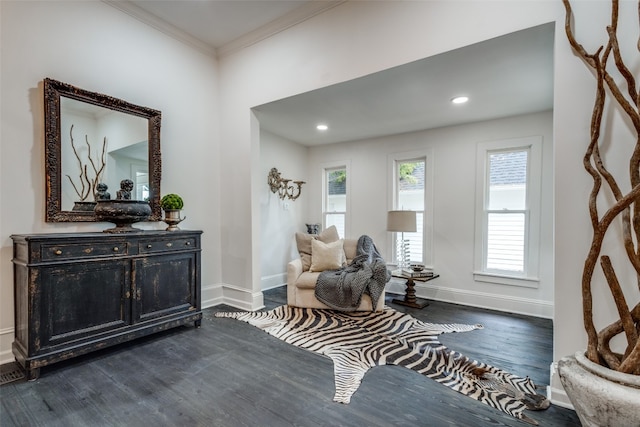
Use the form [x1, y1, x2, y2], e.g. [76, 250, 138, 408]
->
[215, 305, 549, 425]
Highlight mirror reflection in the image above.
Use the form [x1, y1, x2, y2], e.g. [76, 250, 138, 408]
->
[60, 97, 149, 211]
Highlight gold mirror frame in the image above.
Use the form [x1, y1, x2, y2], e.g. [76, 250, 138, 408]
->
[44, 78, 162, 222]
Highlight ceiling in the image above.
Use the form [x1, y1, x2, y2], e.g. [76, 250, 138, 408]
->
[107, 0, 342, 55]
[106, 1, 554, 146]
[254, 23, 554, 145]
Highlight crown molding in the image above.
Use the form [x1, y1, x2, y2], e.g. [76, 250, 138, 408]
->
[102, 0, 346, 59]
[217, 1, 347, 58]
[102, 0, 217, 57]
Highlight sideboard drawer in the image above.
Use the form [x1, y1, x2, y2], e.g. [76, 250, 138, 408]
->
[41, 242, 128, 261]
[138, 237, 198, 254]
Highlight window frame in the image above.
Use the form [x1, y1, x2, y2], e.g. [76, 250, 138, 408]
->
[388, 150, 434, 268]
[474, 136, 542, 287]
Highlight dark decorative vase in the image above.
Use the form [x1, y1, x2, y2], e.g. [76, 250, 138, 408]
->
[306, 223, 321, 234]
[94, 200, 151, 233]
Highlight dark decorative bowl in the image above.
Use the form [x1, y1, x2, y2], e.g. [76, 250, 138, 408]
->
[72, 201, 97, 212]
[94, 200, 151, 233]
[410, 264, 425, 272]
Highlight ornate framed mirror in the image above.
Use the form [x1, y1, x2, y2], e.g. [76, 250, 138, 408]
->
[44, 78, 162, 222]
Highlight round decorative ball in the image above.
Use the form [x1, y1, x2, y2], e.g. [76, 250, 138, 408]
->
[160, 194, 184, 210]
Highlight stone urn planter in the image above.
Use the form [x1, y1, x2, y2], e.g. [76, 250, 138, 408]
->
[558, 351, 640, 427]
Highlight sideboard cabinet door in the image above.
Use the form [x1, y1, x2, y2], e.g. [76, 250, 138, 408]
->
[134, 252, 198, 322]
[37, 260, 131, 352]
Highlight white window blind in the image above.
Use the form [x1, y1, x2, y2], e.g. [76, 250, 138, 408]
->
[323, 167, 346, 238]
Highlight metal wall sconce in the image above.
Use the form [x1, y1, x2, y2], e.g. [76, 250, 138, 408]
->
[268, 167, 305, 201]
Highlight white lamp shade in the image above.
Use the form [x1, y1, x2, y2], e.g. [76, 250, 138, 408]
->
[387, 210, 417, 232]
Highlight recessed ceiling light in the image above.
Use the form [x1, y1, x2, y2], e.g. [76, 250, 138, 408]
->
[316, 124, 328, 131]
[451, 96, 469, 104]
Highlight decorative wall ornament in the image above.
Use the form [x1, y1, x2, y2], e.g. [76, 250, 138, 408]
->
[268, 167, 305, 201]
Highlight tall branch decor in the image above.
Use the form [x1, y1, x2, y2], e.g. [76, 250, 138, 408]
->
[564, 0, 640, 374]
[66, 124, 107, 202]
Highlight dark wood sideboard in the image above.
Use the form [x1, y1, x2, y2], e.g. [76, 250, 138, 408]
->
[11, 230, 203, 380]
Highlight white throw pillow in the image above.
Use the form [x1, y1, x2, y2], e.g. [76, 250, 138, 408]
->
[295, 225, 340, 271]
[309, 239, 345, 272]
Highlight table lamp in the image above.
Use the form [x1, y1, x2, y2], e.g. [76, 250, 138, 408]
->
[387, 210, 417, 270]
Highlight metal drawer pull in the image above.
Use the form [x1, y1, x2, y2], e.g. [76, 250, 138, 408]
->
[55, 250, 62, 255]
[113, 247, 119, 252]
[147, 244, 152, 248]
[166, 242, 173, 247]
[185, 242, 191, 246]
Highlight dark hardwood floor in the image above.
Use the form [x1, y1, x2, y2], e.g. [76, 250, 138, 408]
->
[1, 287, 580, 427]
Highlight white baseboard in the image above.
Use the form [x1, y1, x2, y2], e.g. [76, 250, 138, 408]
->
[217, 283, 265, 311]
[548, 361, 575, 410]
[261, 272, 286, 291]
[387, 279, 553, 319]
[0, 350, 12, 365]
[201, 282, 223, 309]
[0, 327, 15, 365]
[549, 385, 574, 410]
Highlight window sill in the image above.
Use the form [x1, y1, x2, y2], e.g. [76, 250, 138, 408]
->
[473, 272, 539, 288]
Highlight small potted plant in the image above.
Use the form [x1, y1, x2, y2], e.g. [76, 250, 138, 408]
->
[160, 193, 185, 231]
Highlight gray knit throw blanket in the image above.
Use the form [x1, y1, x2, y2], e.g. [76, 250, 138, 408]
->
[314, 235, 390, 311]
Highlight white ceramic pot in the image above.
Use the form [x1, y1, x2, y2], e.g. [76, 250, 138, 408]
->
[558, 351, 640, 427]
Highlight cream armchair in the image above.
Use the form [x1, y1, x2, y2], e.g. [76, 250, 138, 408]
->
[286, 232, 385, 311]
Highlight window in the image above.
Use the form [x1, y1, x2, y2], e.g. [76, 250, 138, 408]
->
[394, 158, 426, 265]
[486, 150, 527, 271]
[474, 136, 542, 287]
[132, 164, 149, 201]
[323, 166, 347, 238]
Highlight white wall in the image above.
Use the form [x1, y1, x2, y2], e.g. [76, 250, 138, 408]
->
[217, 0, 637, 407]
[259, 130, 309, 290]
[0, 1, 221, 362]
[305, 111, 554, 317]
[219, 0, 561, 306]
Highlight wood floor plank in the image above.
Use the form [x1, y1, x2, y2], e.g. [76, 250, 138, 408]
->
[0, 287, 580, 427]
